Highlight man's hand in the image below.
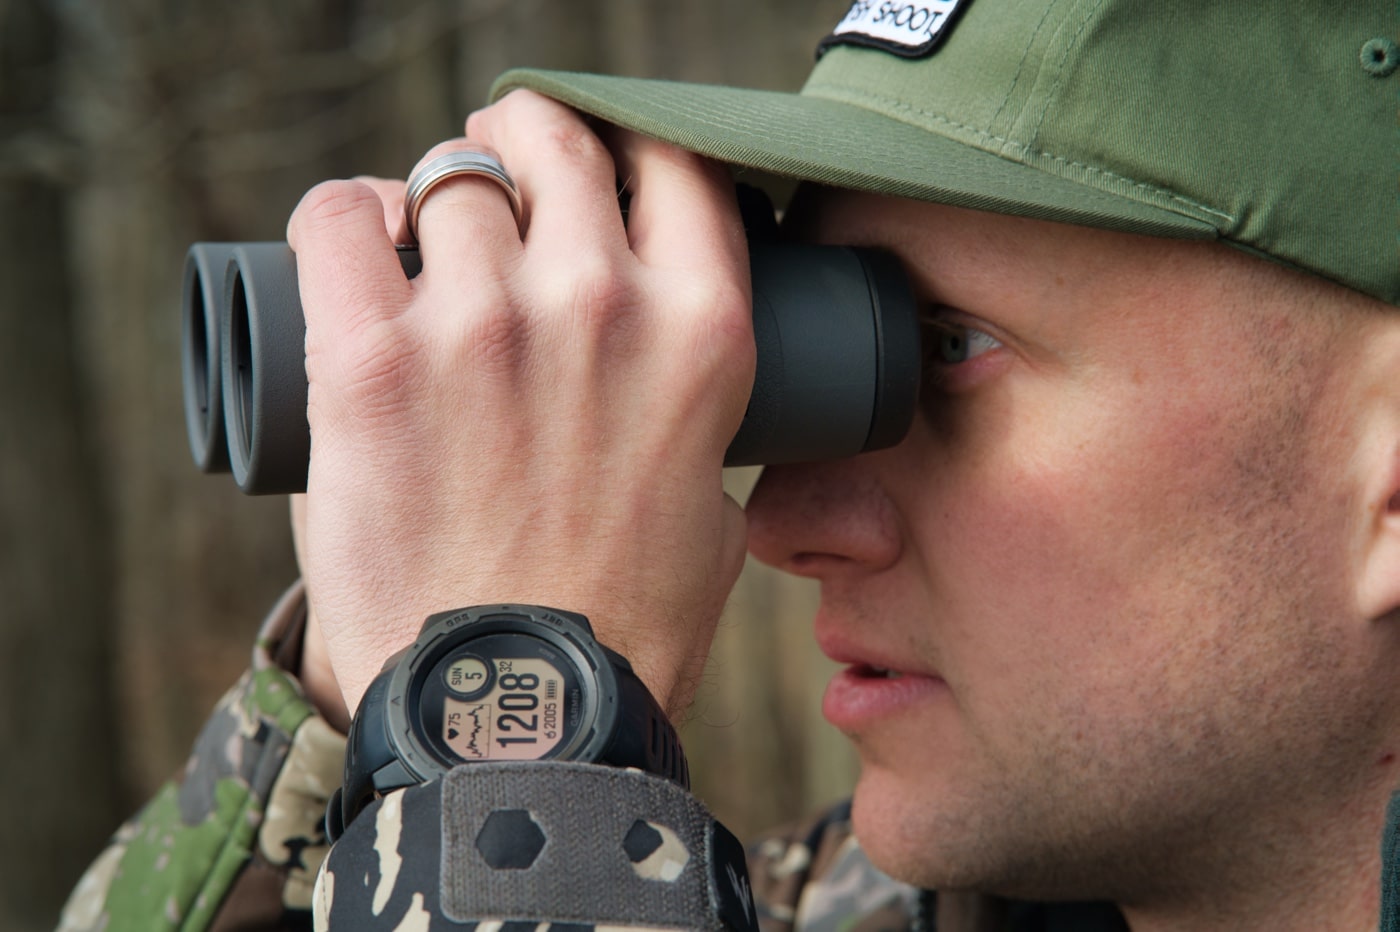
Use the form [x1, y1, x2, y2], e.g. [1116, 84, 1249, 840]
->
[286, 90, 754, 720]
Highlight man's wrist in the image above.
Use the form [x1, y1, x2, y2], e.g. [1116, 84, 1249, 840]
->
[331, 603, 691, 839]
[299, 598, 350, 733]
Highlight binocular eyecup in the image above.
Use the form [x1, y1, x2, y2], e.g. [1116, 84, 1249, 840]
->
[182, 237, 921, 495]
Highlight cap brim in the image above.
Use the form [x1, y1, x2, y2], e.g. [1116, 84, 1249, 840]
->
[491, 69, 1218, 241]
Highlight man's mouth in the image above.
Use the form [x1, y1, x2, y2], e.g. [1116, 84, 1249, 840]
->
[821, 656, 946, 734]
[854, 664, 905, 680]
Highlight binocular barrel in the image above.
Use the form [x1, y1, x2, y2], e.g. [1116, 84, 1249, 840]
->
[183, 239, 920, 495]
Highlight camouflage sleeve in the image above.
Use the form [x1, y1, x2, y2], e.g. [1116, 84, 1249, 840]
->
[57, 582, 346, 932]
[745, 800, 927, 931]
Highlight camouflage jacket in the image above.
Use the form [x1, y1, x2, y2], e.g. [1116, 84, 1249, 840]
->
[58, 585, 341, 931]
[57, 586, 1398, 931]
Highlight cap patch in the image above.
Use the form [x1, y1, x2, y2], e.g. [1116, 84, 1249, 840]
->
[817, 0, 971, 59]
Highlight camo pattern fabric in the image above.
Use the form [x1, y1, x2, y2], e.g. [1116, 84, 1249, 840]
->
[746, 801, 927, 932]
[57, 583, 344, 932]
[311, 763, 759, 931]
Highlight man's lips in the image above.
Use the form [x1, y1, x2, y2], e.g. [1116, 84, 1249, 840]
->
[814, 616, 937, 679]
[841, 661, 918, 680]
[815, 621, 947, 732]
[822, 663, 947, 733]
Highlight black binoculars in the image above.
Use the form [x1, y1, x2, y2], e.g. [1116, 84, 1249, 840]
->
[182, 222, 921, 494]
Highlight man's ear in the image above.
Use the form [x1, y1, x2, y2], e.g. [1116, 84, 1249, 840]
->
[1354, 333, 1400, 623]
[1358, 483, 1400, 622]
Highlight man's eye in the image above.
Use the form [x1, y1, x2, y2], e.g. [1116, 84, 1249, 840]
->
[928, 321, 1001, 365]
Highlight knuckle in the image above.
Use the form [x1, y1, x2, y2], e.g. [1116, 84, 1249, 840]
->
[309, 316, 420, 419]
[462, 300, 532, 373]
[536, 119, 611, 168]
[472, 88, 561, 129]
[532, 255, 641, 331]
[572, 259, 640, 325]
[295, 180, 382, 235]
[468, 89, 603, 163]
[464, 104, 494, 140]
[686, 277, 752, 334]
[679, 279, 755, 370]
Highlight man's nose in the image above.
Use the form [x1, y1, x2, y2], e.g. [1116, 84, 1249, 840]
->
[745, 458, 902, 579]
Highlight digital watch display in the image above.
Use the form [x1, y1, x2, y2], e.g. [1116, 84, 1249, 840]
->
[329, 604, 688, 841]
[417, 632, 581, 762]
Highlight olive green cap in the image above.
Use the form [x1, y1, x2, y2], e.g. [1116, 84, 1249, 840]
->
[491, 0, 1398, 305]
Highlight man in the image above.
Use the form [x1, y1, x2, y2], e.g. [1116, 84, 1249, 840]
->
[61, 1, 1399, 930]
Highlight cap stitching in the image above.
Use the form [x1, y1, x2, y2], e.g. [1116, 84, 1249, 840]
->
[1006, 140, 1233, 224]
[1026, 0, 1110, 148]
[986, 0, 1064, 133]
[805, 81, 1234, 225]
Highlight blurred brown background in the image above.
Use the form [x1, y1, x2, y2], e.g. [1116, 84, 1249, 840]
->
[0, 0, 859, 928]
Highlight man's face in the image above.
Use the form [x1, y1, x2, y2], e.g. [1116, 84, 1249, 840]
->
[747, 188, 1392, 904]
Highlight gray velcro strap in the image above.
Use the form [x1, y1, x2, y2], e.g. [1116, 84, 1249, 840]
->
[440, 762, 756, 930]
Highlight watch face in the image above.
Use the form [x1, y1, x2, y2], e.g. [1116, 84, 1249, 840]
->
[415, 631, 586, 763]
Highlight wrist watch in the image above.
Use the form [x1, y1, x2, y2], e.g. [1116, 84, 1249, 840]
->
[327, 604, 689, 841]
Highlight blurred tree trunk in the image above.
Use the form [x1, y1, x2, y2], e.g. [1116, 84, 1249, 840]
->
[0, 4, 122, 929]
[2, 0, 857, 923]
[51, 0, 361, 802]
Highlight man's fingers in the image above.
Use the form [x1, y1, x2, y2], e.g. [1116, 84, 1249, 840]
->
[287, 179, 414, 334]
[406, 139, 525, 282]
[289, 179, 418, 440]
[466, 90, 627, 261]
[350, 175, 408, 240]
[601, 127, 755, 449]
[605, 126, 748, 277]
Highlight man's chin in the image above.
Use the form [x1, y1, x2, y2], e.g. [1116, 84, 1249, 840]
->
[850, 775, 1136, 908]
[848, 769, 966, 890]
[848, 767, 1029, 898]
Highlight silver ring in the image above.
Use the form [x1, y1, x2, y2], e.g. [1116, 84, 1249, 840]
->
[403, 149, 524, 242]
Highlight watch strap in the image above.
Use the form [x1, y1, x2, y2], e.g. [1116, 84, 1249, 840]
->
[329, 666, 403, 843]
[600, 645, 690, 788]
[316, 761, 759, 931]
